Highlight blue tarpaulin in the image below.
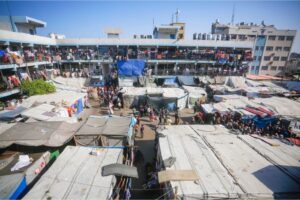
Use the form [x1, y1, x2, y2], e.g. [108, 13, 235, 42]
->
[178, 76, 196, 86]
[0, 106, 27, 121]
[218, 58, 227, 65]
[286, 81, 300, 92]
[253, 116, 277, 129]
[76, 98, 84, 114]
[117, 60, 145, 76]
[0, 50, 5, 57]
[163, 77, 178, 87]
[10, 177, 26, 200]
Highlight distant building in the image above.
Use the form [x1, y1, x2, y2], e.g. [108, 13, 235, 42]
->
[0, 16, 46, 35]
[211, 20, 297, 76]
[104, 28, 122, 39]
[153, 22, 185, 40]
[286, 53, 300, 77]
[49, 33, 66, 39]
[170, 22, 185, 39]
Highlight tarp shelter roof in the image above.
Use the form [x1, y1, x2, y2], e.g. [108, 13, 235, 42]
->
[157, 125, 300, 199]
[285, 81, 300, 92]
[0, 173, 24, 199]
[121, 87, 186, 98]
[182, 86, 206, 98]
[163, 77, 178, 87]
[76, 115, 131, 136]
[0, 106, 27, 121]
[0, 121, 80, 148]
[21, 103, 76, 123]
[252, 96, 300, 117]
[102, 164, 138, 178]
[246, 74, 283, 81]
[177, 76, 197, 86]
[22, 90, 86, 108]
[24, 146, 122, 200]
[0, 123, 16, 135]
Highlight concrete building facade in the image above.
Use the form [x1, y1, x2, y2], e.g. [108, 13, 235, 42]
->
[0, 16, 46, 35]
[212, 21, 297, 76]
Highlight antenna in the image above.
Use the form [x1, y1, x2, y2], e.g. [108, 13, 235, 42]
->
[175, 9, 180, 23]
[231, 3, 235, 25]
[153, 18, 155, 29]
[171, 14, 174, 24]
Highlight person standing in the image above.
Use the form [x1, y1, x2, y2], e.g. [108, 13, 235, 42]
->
[140, 124, 145, 138]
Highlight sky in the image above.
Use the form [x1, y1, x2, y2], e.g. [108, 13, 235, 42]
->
[0, 1, 300, 52]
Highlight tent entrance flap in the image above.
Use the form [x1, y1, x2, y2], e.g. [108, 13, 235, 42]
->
[158, 170, 199, 183]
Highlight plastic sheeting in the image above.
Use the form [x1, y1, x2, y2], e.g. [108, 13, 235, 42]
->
[163, 77, 178, 87]
[0, 121, 80, 148]
[24, 146, 121, 200]
[178, 76, 196, 86]
[0, 107, 27, 121]
[252, 116, 277, 129]
[117, 60, 145, 76]
[102, 164, 138, 178]
[285, 81, 300, 92]
[0, 174, 26, 200]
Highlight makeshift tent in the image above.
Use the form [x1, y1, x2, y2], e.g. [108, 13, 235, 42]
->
[0, 121, 81, 148]
[177, 76, 197, 86]
[183, 85, 207, 106]
[24, 146, 122, 200]
[75, 115, 132, 146]
[21, 103, 75, 123]
[252, 116, 277, 128]
[156, 125, 300, 199]
[117, 60, 145, 76]
[121, 87, 188, 110]
[252, 97, 300, 117]
[285, 81, 300, 92]
[163, 77, 178, 87]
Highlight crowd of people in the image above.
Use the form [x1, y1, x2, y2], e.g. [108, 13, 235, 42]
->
[193, 110, 294, 138]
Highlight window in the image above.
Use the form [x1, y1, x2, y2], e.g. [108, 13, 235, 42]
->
[273, 56, 280, 61]
[284, 47, 290, 51]
[275, 46, 282, 51]
[253, 56, 257, 60]
[258, 56, 262, 61]
[238, 35, 246, 40]
[278, 66, 285, 71]
[266, 46, 273, 51]
[281, 57, 287, 61]
[268, 35, 276, 40]
[255, 46, 259, 51]
[260, 46, 264, 51]
[278, 36, 285, 41]
[286, 36, 294, 41]
[271, 66, 277, 71]
[264, 56, 271, 61]
[261, 66, 268, 70]
[231, 35, 237, 39]
[29, 29, 35, 35]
